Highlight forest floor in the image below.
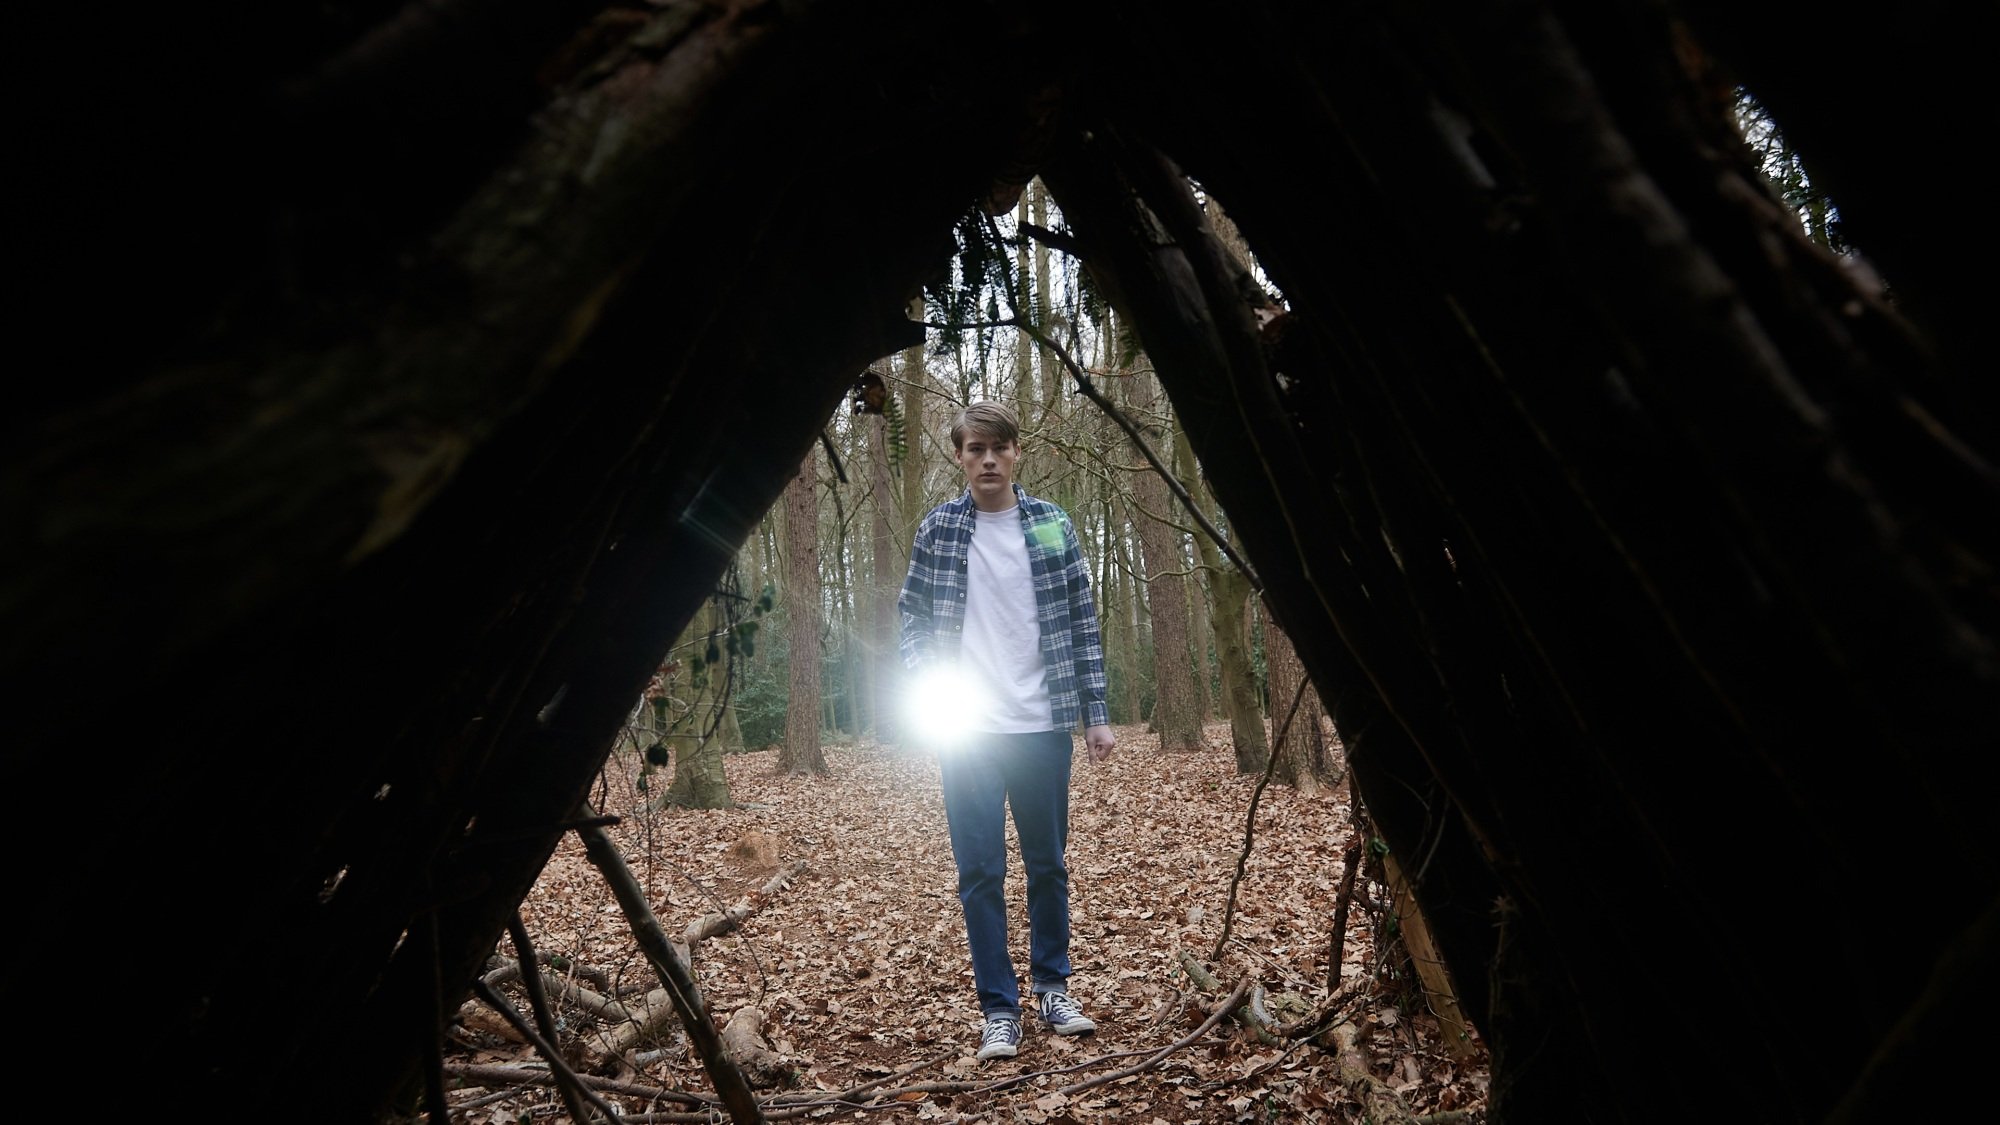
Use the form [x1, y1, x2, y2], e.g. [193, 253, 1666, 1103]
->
[445, 722, 1490, 1123]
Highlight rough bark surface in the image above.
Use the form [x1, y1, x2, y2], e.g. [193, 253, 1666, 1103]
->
[781, 451, 828, 777]
[1127, 373, 1204, 751]
[867, 411, 902, 744]
[1264, 615, 1335, 791]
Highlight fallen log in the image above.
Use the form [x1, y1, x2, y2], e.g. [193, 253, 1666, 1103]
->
[1332, 1020, 1420, 1125]
[720, 1006, 796, 1089]
[684, 859, 810, 947]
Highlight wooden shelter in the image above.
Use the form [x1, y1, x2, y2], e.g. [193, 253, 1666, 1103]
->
[9, 2, 1992, 1120]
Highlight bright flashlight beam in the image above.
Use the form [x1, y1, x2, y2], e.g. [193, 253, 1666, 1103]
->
[903, 667, 991, 749]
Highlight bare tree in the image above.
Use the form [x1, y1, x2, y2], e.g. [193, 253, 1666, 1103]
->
[780, 448, 829, 776]
[1178, 430, 1266, 772]
[1126, 371, 1204, 751]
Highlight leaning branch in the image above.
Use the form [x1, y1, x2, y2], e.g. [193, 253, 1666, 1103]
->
[508, 913, 603, 1125]
[575, 813, 767, 1124]
[471, 977, 624, 1125]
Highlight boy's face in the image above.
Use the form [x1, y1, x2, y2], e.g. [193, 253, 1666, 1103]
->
[956, 429, 1020, 512]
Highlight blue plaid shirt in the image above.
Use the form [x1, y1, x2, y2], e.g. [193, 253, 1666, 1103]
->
[899, 483, 1110, 730]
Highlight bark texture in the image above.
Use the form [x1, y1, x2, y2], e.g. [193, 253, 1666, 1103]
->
[662, 598, 736, 810]
[1263, 616, 1334, 792]
[1127, 373, 1205, 751]
[781, 450, 828, 776]
[1178, 421, 1265, 773]
[867, 410, 903, 745]
[11, 3, 1992, 1123]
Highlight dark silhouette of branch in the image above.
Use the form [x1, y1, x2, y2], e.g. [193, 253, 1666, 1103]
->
[507, 913, 599, 1125]
[471, 977, 623, 1124]
[1327, 838, 1365, 993]
[575, 813, 767, 1123]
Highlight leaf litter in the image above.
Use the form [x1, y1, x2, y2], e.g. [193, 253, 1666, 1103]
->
[453, 722, 1490, 1122]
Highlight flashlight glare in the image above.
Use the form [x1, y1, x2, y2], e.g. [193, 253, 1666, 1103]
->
[903, 667, 990, 749]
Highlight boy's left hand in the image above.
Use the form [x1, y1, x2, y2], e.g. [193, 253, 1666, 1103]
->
[1084, 724, 1116, 763]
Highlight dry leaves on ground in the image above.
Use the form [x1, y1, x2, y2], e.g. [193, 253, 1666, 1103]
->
[446, 722, 1490, 1123]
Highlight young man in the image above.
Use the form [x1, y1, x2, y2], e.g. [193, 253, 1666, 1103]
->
[898, 401, 1117, 1061]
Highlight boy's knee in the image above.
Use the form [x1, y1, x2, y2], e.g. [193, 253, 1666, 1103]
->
[957, 858, 1006, 893]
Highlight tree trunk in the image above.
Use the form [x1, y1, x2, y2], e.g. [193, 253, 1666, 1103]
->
[1175, 434, 1217, 723]
[662, 597, 736, 809]
[1181, 431, 1266, 772]
[868, 410, 902, 744]
[781, 450, 828, 776]
[1097, 486, 1138, 726]
[1264, 614, 1334, 791]
[1127, 372, 1204, 751]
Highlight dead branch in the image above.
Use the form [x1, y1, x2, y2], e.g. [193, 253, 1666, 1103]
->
[1213, 675, 1312, 963]
[471, 977, 624, 1125]
[1180, 950, 1280, 1045]
[1332, 1020, 1422, 1125]
[719, 1006, 796, 1089]
[507, 912, 601, 1125]
[1327, 837, 1365, 992]
[578, 857, 812, 1070]
[1381, 851, 1475, 1060]
[483, 951, 614, 993]
[444, 1062, 712, 1106]
[583, 986, 678, 1069]
[1058, 978, 1254, 1097]
[539, 971, 636, 1024]
[575, 814, 767, 1124]
[452, 998, 529, 1044]
[684, 859, 810, 948]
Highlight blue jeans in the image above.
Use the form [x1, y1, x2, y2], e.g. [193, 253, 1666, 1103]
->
[938, 729, 1074, 1018]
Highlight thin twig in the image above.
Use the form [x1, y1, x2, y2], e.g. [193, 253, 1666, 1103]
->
[1213, 675, 1312, 963]
[443, 1062, 712, 1106]
[818, 428, 849, 484]
[1328, 838, 1365, 993]
[1058, 978, 1253, 1096]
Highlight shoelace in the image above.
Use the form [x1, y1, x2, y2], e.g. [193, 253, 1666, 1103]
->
[1042, 993, 1082, 1021]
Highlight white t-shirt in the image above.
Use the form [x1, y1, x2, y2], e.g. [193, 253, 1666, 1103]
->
[962, 505, 1053, 732]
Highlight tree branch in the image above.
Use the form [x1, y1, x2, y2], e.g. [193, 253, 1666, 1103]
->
[506, 913, 601, 1125]
[471, 977, 624, 1125]
[575, 813, 767, 1123]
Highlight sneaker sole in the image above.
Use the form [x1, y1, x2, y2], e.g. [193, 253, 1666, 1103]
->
[1044, 1019, 1096, 1035]
[975, 1045, 1018, 1060]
